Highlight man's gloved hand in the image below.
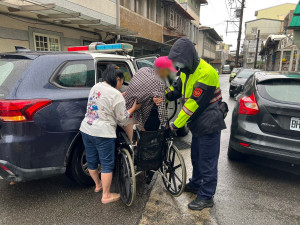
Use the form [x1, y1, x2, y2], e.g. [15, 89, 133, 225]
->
[170, 122, 179, 132]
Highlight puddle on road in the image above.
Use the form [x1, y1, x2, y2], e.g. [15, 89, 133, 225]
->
[139, 149, 218, 225]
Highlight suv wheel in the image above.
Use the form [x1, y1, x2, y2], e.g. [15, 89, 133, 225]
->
[176, 125, 189, 137]
[68, 140, 95, 186]
[227, 146, 244, 161]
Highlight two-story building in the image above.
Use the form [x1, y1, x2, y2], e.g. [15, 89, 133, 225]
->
[243, 18, 283, 68]
[177, 0, 207, 47]
[119, 0, 200, 56]
[198, 26, 222, 63]
[243, 3, 296, 68]
[260, 7, 298, 72]
[0, 0, 136, 52]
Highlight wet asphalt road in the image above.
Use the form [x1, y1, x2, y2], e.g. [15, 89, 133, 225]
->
[1, 74, 300, 225]
[212, 74, 300, 225]
[0, 173, 153, 225]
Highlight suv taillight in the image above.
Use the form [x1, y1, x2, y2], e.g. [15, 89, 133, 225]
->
[238, 93, 259, 115]
[0, 99, 52, 122]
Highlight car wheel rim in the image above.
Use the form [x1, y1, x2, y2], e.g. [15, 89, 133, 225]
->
[81, 150, 90, 176]
[80, 150, 101, 176]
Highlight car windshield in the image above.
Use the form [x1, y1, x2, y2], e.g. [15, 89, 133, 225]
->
[224, 66, 230, 69]
[232, 68, 240, 73]
[0, 59, 32, 98]
[236, 69, 255, 78]
[136, 58, 155, 69]
[257, 79, 300, 104]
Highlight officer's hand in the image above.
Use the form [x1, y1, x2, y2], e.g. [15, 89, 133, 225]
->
[170, 122, 178, 132]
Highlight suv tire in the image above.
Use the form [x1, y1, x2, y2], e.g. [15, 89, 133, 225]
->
[68, 140, 94, 186]
[227, 146, 244, 161]
[176, 125, 189, 137]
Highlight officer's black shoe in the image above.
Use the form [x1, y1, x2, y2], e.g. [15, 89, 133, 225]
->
[179, 182, 200, 194]
[188, 197, 214, 211]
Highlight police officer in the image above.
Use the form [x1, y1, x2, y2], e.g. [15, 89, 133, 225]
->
[166, 38, 226, 211]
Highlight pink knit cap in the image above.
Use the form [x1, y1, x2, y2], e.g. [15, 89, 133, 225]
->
[154, 56, 177, 72]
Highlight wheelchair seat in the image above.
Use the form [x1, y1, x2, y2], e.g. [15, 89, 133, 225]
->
[134, 129, 169, 171]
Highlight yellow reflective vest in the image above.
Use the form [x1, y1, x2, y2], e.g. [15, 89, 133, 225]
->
[166, 59, 222, 129]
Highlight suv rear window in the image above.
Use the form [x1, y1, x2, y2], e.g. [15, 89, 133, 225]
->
[0, 59, 32, 98]
[257, 79, 300, 104]
[53, 60, 95, 88]
[237, 70, 255, 78]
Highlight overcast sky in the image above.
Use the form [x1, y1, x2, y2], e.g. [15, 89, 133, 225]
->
[200, 0, 298, 50]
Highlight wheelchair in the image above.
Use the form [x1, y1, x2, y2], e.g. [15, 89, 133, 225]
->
[116, 126, 187, 206]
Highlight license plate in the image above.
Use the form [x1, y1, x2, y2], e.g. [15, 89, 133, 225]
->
[290, 117, 300, 131]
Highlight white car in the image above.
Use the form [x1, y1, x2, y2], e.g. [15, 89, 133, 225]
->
[72, 43, 188, 136]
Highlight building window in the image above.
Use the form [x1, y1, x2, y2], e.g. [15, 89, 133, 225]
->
[170, 9, 175, 28]
[156, 0, 161, 24]
[251, 27, 257, 34]
[147, 0, 155, 21]
[34, 33, 60, 51]
[134, 0, 142, 14]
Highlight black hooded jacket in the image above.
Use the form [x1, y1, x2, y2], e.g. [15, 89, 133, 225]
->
[167, 38, 226, 137]
[168, 38, 200, 74]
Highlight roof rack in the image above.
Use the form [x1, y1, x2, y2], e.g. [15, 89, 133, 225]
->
[15, 46, 31, 53]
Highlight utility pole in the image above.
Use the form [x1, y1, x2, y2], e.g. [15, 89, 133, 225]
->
[235, 0, 245, 67]
[254, 29, 260, 69]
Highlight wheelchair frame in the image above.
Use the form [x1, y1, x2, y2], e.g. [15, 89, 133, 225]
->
[116, 128, 187, 206]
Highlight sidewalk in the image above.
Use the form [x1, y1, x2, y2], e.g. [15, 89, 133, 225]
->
[139, 148, 217, 225]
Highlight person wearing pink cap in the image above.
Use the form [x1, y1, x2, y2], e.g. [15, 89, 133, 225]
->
[123, 56, 177, 141]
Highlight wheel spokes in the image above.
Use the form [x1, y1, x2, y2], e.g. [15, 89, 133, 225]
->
[174, 171, 182, 183]
[173, 164, 181, 170]
[162, 146, 185, 195]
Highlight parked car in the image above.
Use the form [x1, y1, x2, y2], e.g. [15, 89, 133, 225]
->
[228, 72, 300, 164]
[229, 68, 260, 97]
[0, 43, 186, 185]
[229, 67, 242, 82]
[222, 65, 231, 74]
[214, 68, 219, 74]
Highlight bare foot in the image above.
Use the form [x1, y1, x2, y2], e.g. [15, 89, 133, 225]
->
[95, 183, 102, 192]
[101, 193, 120, 204]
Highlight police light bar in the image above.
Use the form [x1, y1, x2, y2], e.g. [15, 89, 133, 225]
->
[68, 43, 133, 53]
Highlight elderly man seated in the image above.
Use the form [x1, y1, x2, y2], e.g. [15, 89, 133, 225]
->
[123, 56, 177, 141]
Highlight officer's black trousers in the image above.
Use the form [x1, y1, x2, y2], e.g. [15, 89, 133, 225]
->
[189, 131, 221, 200]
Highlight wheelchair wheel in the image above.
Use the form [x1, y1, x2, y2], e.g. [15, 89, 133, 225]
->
[118, 148, 136, 206]
[161, 144, 186, 197]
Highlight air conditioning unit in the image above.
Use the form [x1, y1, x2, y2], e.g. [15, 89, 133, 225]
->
[247, 58, 254, 63]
